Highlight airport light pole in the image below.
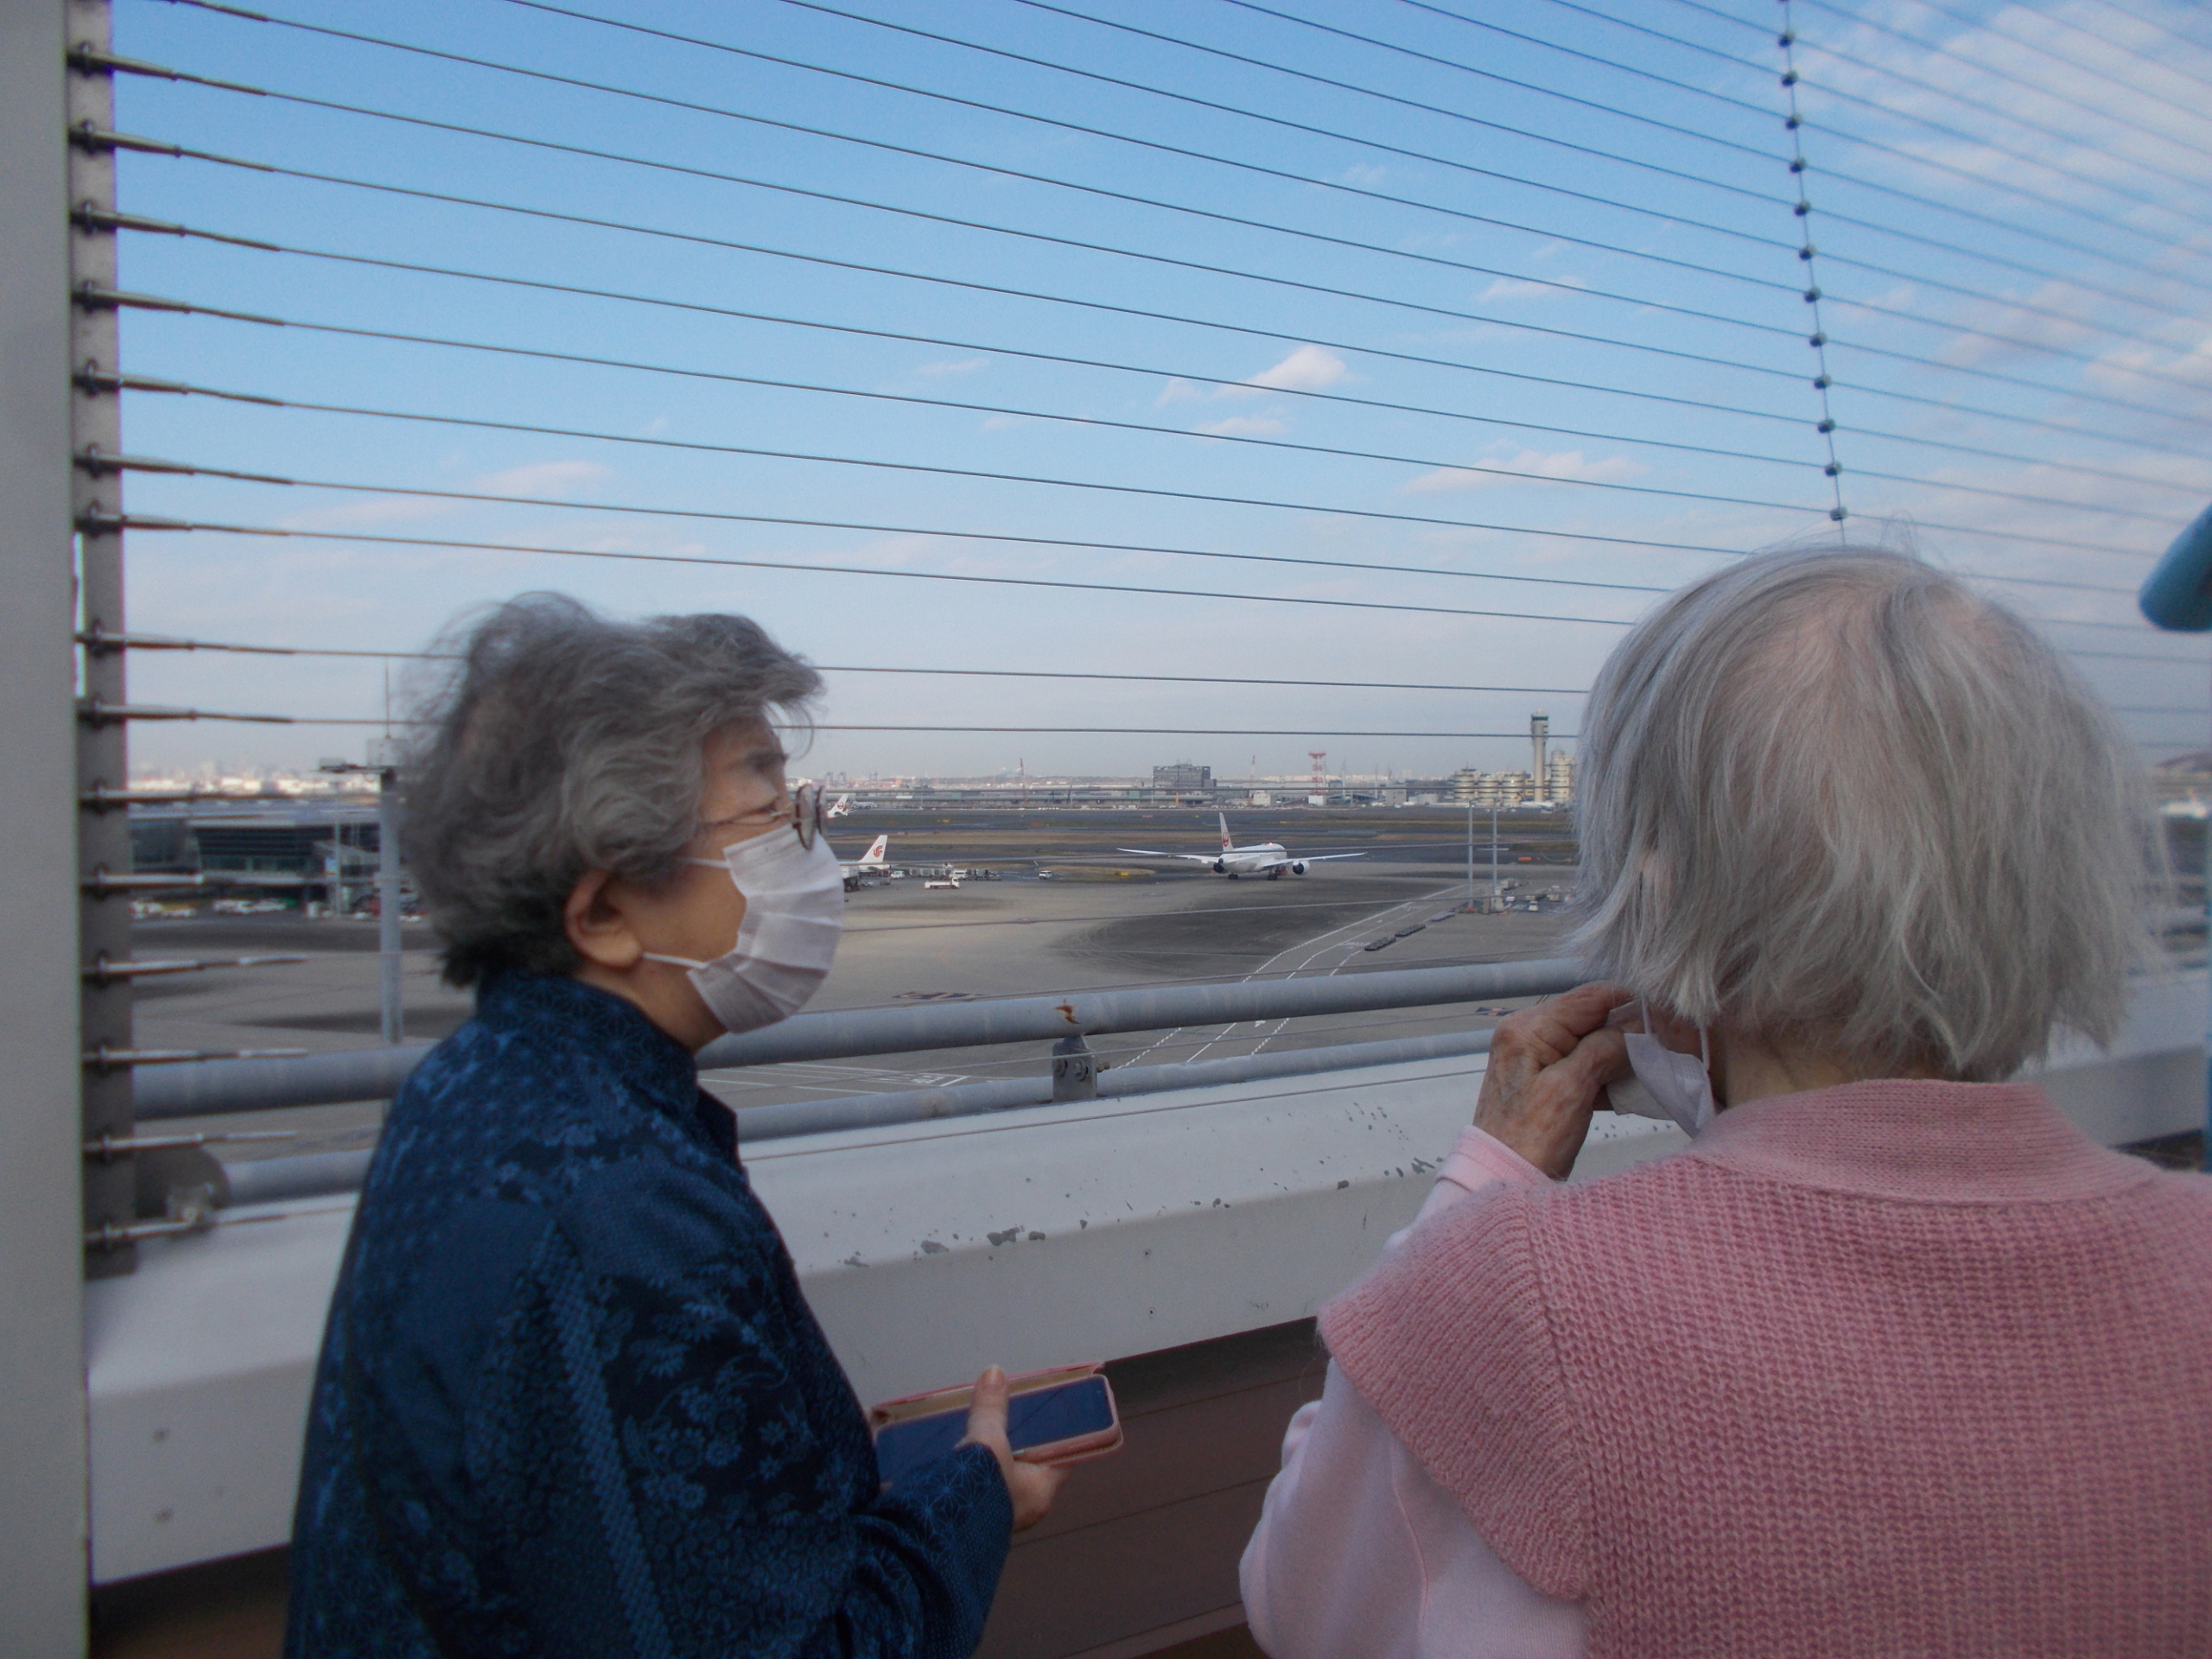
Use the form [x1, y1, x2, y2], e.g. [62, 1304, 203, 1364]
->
[1465, 798, 1474, 910]
[1491, 804, 1501, 911]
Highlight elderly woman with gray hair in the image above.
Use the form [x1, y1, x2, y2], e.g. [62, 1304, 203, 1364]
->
[1242, 547, 2212, 1658]
[286, 595, 1058, 1659]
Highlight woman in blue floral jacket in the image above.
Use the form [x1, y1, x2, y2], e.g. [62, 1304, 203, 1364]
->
[285, 596, 1059, 1659]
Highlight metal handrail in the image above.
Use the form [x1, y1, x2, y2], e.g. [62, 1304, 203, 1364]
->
[210, 1023, 1520, 1205]
[136, 956, 1584, 1120]
[695, 957, 1583, 1068]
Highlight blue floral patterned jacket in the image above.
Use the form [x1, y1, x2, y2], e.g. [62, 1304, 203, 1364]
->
[284, 971, 1011, 1658]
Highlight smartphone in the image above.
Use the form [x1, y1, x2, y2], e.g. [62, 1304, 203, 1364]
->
[869, 1363, 1122, 1486]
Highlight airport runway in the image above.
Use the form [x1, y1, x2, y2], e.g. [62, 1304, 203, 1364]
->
[128, 807, 1582, 1155]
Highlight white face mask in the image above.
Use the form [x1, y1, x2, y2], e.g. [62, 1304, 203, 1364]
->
[642, 827, 845, 1034]
[1606, 1003, 1717, 1137]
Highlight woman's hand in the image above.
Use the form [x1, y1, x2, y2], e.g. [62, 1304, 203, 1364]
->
[961, 1367, 1070, 1532]
[1474, 982, 1636, 1179]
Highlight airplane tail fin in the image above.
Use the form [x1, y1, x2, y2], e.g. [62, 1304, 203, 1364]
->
[1219, 811, 1232, 851]
[864, 834, 888, 862]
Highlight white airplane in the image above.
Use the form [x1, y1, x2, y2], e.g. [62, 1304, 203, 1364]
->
[1119, 812, 1366, 880]
[826, 793, 854, 818]
[839, 833, 891, 892]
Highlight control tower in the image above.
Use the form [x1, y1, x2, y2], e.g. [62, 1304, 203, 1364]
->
[1530, 712, 1549, 803]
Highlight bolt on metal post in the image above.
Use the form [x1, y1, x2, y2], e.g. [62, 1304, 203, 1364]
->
[1051, 1034, 1099, 1101]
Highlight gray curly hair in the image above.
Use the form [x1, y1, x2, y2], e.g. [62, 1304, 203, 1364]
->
[400, 594, 822, 987]
[1567, 543, 2161, 1081]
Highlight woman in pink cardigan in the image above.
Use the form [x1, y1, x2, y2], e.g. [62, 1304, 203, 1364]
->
[1241, 546, 2212, 1658]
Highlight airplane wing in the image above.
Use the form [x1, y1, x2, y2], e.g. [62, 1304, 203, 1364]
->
[1250, 853, 1367, 870]
[1115, 848, 1217, 861]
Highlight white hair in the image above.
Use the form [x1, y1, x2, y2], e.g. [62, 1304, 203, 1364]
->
[1567, 544, 2162, 1081]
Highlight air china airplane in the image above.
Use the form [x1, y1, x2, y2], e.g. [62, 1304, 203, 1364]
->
[1119, 812, 1365, 880]
[839, 833, 891, 891]
[826, 793, 854, 818]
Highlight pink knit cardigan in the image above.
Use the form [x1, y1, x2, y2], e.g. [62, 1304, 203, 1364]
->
[1320, 1081, 2212, 1658]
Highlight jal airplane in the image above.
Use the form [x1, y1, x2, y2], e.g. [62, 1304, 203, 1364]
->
[1119, 812, 1365, 880]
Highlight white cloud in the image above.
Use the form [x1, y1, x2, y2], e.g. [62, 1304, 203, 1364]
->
[276, 494, 454, 531]
[1341, 162, 1389, 188]
[1475, 276, 1581, 303]
[1241, 344, 1350, 393]
[1192, 416, 1288, 436]
[1404, 448, 1645, 494]
[1154, 378, 1206, 406]
[912, 357, 988, 377]
[471, 459, 613, 499]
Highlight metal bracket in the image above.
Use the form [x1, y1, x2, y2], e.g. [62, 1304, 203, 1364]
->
[1051, 1033, 1099, 1102]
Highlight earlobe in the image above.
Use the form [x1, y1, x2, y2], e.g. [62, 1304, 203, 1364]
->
[564, 868, 645, 970]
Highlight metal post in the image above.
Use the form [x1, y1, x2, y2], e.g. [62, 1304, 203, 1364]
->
[1465, 797, 1474, 911]
[2133, 500, 2212, 1169]
[68, 0, 133, 1277]
[0, 0, 93, 1643]
[378, 767, 404, 1045]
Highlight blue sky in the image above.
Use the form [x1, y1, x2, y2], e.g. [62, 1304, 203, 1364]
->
[105, 0, 2212, 779]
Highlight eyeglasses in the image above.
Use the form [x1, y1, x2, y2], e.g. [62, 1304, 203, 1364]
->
[700, 782, 824, 850]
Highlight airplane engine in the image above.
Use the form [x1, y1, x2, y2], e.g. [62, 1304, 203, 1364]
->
[1291, 861, 1307, 875]
[1212, 859, 1228, 874]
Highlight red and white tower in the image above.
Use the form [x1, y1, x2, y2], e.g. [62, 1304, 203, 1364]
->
[1309, 750, 1327, 800]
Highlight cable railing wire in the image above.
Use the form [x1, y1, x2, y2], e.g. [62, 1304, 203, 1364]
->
[92, 489, 2163, 610]
[93, 224, 2212, 496]
[94, 379, 1831, 537]
[166, 40, 2212, 423]
[97, 238, 1842, 476]
[1811, 0, 2212, 138]
[2072, 0, 2212, 66]
[774, 0, 2212, 323]
[1300, 2, 2212, 334]
[1787, 54, 2212, 205]
[1789, 0, 2212, 167]
[548, 0, 2212, 334]
[89, 376, 2177, 560]
[1677, 0, 2212, 90]
[1522, 0, 1775, 77]
[84, 188, 1823, 439]
[93, 510, 1658, 628]
[1080, 0, 2212, 326]
[100, 339, 1842, 521]
[1658, 0, 2212, 240]
[830, 3, 2212, 356]
[154, 4, 1820, 308]
[1357, 0, 2212, 256]
[1344, 0, 2212, 311]
[508, 0, 1801, 224]
[92, 636, 1607, 698]
[95, 315, 2195, 534]
[102, 143, 2212, 470]
[114, 83, 1834, 392]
